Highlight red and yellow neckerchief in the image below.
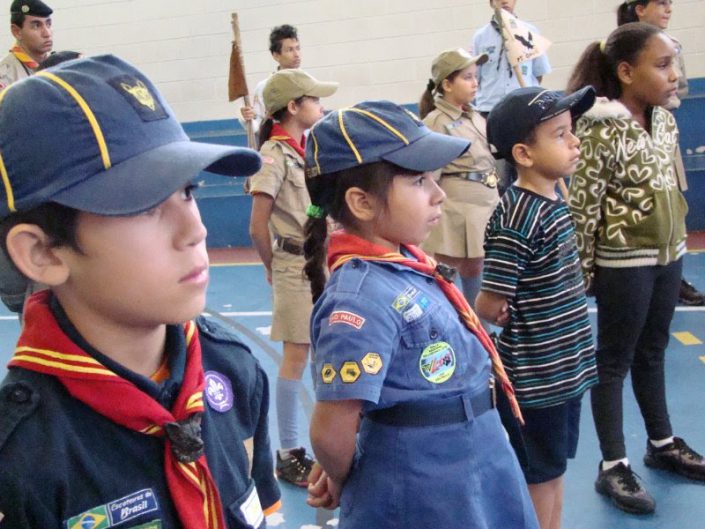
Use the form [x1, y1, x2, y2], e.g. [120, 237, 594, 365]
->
[9, 44, 38, 70]
[9, 291, 227, 529]
[327, 230, 524, 424]
[269, 122, 306, 158]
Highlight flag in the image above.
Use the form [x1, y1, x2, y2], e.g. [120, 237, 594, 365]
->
[497, 9, 552, 67]
[228, 14, 249, 102]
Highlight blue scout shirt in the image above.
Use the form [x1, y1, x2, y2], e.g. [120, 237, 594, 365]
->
[0, 304, 279, 529]
[472, 20, 552, 112]
[311, 258, 539, 529]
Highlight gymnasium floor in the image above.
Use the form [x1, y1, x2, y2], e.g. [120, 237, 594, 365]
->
[0, 239, 703, 528]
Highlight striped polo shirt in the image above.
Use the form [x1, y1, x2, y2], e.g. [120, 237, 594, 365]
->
[482, 186, 597, 408]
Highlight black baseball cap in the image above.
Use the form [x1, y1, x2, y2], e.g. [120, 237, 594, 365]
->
[10, 0, 52, 17]
[486, 86, 596, 162]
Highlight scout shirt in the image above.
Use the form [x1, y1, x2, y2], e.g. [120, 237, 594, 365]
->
[0, 295, 281, 529]
[310, 256, 539, 529]
[0, 48, 35, 89]
[472, 18, 551, 113]
[249, 139, 308, 246]
[422, 97, 495, 176]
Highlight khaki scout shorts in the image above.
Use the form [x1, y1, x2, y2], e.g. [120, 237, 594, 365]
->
[423, 176, 500, 258]
[270, 250, 312, 344]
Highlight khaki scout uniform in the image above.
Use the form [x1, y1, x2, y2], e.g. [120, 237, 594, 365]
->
[249, 139, 312, 344]
[422, 97, 499, 258]
[0, 51, 32, 89]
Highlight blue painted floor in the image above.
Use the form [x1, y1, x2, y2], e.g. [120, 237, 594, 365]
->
[0, 251, 703, 528]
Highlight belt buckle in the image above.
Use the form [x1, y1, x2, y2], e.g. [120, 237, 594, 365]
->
[489, 377, 497, 409]
[484, 171, 498, 189]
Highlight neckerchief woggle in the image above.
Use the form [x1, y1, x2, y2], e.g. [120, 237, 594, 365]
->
[327, 231, 524, 424]
[269, 122, 306, 158]
[9, 44, 39, 70]
[8, 291, 227, 529]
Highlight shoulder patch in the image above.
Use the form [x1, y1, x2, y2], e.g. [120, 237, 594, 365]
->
[0, 380, 40, 450]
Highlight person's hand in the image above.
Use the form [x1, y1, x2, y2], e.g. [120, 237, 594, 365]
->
[240, 106, 255, 121]
[494, 300, 510, 326]
[265, 266, 272, 286]
[306, 463, 341, 510]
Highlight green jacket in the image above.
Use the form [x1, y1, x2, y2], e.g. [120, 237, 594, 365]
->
[569, 98, 688, 284]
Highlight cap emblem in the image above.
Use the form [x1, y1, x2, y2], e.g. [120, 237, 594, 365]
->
[21, 4, 29, 13]
[121, 80, 156, 111]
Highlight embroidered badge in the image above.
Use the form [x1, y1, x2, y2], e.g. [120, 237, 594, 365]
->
[391, 286, 419, 313]
[403, 303, 424, 323]
[261, 155, 275, 165]
[321, 363, 337, 384]
[131, 521, 162, 529]
[240, 487, 264, 528]
[361, 353, 383, 375]
[108, 75, 168, 122]
[66, 489, 159, 529]
[340, 361, 361, 383]
[107, 489, 159, 526]
[329, 311, 366, 330]
[205, 371, 234, 413]
[419, 342, 456, 384]
[66, 507, 109, 529]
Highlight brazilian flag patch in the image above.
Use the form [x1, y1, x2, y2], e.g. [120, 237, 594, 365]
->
[66, 506, 110, 529]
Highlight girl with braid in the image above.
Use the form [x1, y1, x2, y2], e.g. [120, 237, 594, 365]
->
[301, 100, 538, 529]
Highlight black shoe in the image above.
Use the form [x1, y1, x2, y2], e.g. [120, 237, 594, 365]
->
[679, 278, 705, 306]
[276, 447, 314, 487]
[644, 437, 705, 481]
[595, 462, 655, 514]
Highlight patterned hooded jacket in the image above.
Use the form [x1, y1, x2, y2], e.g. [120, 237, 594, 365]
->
[568, 98, 688, 285]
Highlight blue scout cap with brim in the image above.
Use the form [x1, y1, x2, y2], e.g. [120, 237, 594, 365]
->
[486, 86, 596, 162]
[10, 0, 52, 17]
[305, 100, 470, 178]
[0, 54, 261, 218]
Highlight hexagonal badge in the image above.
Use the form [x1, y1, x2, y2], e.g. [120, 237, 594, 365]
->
[361, 353, 383, 375]
[321, 364, 337, 384]
[340, 361, 361, 383]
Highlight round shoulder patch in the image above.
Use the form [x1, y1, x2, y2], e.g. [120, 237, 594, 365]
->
[204, 371, 234, 412]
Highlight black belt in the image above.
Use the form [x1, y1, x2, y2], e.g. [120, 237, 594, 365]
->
[366, 382, 496, 428]
[275, 236, 304, 256]
[451, 171, 498, 188]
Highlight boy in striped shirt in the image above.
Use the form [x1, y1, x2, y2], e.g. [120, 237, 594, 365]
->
[476, 86, 598, 529]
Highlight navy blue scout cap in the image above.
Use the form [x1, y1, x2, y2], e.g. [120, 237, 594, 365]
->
[10, 0, 52, 17]
[0, 54, 261, 218]
[304, 100, 470, 178]
[486, 86, 596, 161]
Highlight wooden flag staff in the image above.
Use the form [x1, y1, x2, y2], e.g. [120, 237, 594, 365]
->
[229, 13, 256, 150]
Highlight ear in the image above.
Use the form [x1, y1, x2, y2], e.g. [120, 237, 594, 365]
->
[441, 77, 453, 94]
[286, 99, 299, 115]
[5, 224, 71, 286]
[511, 143, 533, 169]
[344, 186, 379, 223]
[616, 60, 634, 87]
[634, 4, 646, 20]
[10, 24, 22, 41]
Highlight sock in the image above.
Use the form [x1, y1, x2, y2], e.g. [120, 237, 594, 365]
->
[650, 436, 675, 448]
[602, 458, 630, 471]
[276, 376, 301, 452]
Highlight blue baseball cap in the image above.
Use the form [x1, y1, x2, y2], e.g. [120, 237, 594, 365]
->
[486, 86, 596, 162]
[305, 100, 469, 178]
[0, 54, 261, 218]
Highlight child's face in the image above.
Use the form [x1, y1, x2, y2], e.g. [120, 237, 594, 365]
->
[523, 111, 581, 180]
[491, 0, 516, 14]
[56, 185, 209, 329]
[443, 64, 479, 107]
[637, 0, 673, 30]
[294, 96, 326, 130]
[623, 33, 678, 107]
[273, 38, 302, 69]
[371, 171, 446, 251]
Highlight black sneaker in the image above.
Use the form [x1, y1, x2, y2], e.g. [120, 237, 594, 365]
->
[595, 462, 655, 514]
[679, 278, 705, 306]
[276, 447, 314, 487]
[644, 437, 705, 481]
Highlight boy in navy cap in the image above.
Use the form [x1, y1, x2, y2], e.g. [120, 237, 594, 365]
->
[476, 86, 598, 529]
[0, 0, 53, 88]
[0, 55, 280, 529]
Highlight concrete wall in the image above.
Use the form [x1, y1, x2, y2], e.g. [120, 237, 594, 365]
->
[3, 0, 702, 122]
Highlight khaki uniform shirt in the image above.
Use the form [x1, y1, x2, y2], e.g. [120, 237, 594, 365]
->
[422, 98, 495, 175]
[249, 140, 309, 244]
[0, 52, 32, 90]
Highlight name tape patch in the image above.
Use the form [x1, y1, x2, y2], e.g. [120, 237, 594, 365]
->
[329, 311, 366, 330]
